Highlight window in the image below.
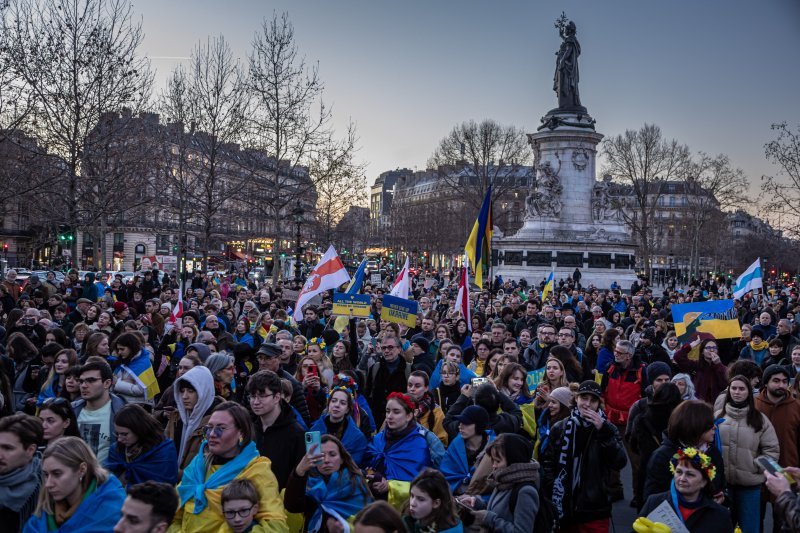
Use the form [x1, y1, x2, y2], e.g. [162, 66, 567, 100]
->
[113, 233, 124, 252]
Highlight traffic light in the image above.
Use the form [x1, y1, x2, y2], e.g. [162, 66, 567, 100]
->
[3, 243, 8, 251]
[57, 224, 73, 243]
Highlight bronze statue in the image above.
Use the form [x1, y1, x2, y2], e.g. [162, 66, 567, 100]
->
[553, 14, 583, 111]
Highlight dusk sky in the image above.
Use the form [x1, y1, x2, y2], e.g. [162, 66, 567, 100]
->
[136, 0, 800, 201]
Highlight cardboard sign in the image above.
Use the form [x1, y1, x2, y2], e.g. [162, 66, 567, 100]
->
[282, 289, 300, 302]
[526, 369, 545, 393]
[646, 500, 690, 533]
[380, 294, 419, 327]
[332, 293, 372, 318]
[370, 273, 382, 286]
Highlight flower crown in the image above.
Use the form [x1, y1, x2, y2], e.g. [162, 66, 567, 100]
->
[309, 337, 327, 350]
[387, 392, 415, 412]
[327, 385, 355, 402]
[669, 447, 717, 481]
[333, 374, 359, 392]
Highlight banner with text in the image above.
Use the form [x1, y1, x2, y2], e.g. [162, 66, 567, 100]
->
[332, 293, 372, 318]
[380, 294, 419, 327]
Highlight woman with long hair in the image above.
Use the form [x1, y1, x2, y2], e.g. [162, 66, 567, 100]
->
[497, 363, 534, 406]
[171, 402, 287, 531]
[583, 332, 602, 370]
[37, 397, 80, 445]
[365, 392, 432, 498]
[309, 385, 370, 465]
[434, 360, 463, 415]
[81, 332, 110, 363]
[468, 340, 492, 377]
[284, 435, 373, 532]
[110, 332, 157, 407]
[534, 386, 573, 459]
[295, 355, 328, 422]
[716, 375, 779, 533]
[403, 469, 462, 533]
[595, 328, 620, 373]
[36, 349, 78, 406]
[406, 370, 448, 446]
[307, 337, 335, 387]
[24, 437, 126, 532]
[106, 404, 178, 486]
[673, 336, 728, 403]
[533, 357, 569, 412]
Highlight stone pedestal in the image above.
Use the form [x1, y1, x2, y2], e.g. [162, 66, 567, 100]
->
[493, 111, 637, 290]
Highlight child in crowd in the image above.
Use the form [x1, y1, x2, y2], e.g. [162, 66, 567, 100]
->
[221, 479, 260, 533]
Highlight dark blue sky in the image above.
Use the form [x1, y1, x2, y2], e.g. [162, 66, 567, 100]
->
[137, 0, 800, 195]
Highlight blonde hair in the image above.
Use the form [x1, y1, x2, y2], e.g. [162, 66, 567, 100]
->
[35, 436, 109, 517]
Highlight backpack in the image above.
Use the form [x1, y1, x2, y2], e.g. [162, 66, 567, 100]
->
[509, 483, 559, 533]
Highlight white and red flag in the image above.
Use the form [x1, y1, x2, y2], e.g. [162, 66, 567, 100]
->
[455, 256, 471, 329]
[389, 256, 410, 298]
[169, 286, 184, 325]
[292, 246, 350, 321]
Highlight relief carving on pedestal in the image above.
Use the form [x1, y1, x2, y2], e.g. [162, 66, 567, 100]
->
[526, 155, 563, 218]
[591, 174, 624, 222]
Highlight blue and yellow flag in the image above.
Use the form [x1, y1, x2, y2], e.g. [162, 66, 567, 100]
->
[346, 258, 367, 294]
[541, 271, 555, 302]
[672, 300, 742, 342]
[119, 351, 160, 400]
[465, 185, 492, 289]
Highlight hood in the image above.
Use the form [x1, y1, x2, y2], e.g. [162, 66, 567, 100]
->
[188, 342, 211, 363]
[174, 366, 215, 460]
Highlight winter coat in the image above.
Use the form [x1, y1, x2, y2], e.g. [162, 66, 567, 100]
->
[252, 401, 306, 490]
[640, 490, 733, 533]
[673, 344, 728, 403]
[164, 399, 222, 479]
[716, 403, 780, 487]
[775, 490, 800, 533]
[755, 394, 800, 468]
[474, 484, 539, 533]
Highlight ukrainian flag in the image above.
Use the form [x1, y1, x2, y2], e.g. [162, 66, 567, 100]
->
[346, 258, 367, 294]
[541, 271, 555, 302]
[120, 351, 161, 400]
[672, 300, 742, 342]
[465, 185, 493, 289]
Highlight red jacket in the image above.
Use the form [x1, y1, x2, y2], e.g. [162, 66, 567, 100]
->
[602, 361, 646, 426]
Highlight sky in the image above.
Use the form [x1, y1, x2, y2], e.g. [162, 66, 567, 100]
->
[134, 0, 800, 199]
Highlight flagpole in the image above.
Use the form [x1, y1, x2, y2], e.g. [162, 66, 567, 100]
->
[488, 177, 494, 300]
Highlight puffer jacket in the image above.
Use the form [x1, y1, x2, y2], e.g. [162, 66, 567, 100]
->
[716, 403, 780, 487]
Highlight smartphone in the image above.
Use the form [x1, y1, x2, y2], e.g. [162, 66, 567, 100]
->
[757, 456, 795, 484]
[455, 498, 475, 512]
[471, 377, 488, 387]
[305, 431, 322, 462]
[307, 366, 318, 377]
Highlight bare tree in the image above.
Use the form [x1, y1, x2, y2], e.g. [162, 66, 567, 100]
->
[681, 153, 748, 277]
[762, 123, 800, 238]
[427, 119, 532, 212]
[601, 124, 690, 273]
[160, 36, 249, 270]
[4, 0, 153, 259]
[243, 12, 359, 283]
[313, 144, 367, 246]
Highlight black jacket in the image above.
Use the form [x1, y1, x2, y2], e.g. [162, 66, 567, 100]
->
[640, 491, 733, 533]
[365, 358, 411, 427]
[644, 436, 726, 500]
[278, 369, 311, 426]
[252, 401, 306, 490]
[541, 415, 627, 525]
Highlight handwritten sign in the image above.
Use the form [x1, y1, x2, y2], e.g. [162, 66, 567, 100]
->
[646, 500, 690, 533]
[332, 293, 372, 318]
[380, 294, 419, 327]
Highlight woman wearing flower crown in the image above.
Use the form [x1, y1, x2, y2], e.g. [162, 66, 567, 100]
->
[639, 446, 733, 533]
[309, 383, 370, 465]
[365, 392, 432, 499]
[307, 337, 335, 388]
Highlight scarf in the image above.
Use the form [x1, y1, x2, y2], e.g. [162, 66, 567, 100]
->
[750, 339, 768, 351]
[106, 438, 179, 485]
[0, 452, 40, 511]
[368, 424, 431, 481]
[312, 415, 369, 466]
[551, 408, 606, 519]
[488, 462, 539, 491]
[52, 479, 97, 528]
[306, 470, 370, 533]
[177, 441, 259, 514]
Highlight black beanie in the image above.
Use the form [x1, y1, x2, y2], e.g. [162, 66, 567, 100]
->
[500, 433, 533, 465]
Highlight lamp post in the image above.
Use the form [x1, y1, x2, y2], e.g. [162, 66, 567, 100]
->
[292, 201, 305, 283]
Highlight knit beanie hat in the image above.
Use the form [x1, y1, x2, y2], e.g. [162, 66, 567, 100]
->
[205, 353, 234, 377]
[549, 386, 573, 408]
[647, 361, 672, 385]
[763, 364, 789, 385]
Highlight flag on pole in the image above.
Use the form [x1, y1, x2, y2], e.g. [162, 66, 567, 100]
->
[541, 271, 555, 303]
[390, 257, 410, 298]
[169, 286, 184, 325]
[733, 258, 763, 300]
[455, 256, 471, 330]
[293, 246, 351, 321]
[465, 185, 493, 289]
[345, 258, 368, 294]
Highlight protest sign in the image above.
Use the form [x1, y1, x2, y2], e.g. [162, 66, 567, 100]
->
[380, 294, 419, 327]
[332, 293, 372, 318]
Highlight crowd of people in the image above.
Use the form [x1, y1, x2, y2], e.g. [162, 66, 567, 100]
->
[1, 265, 800, 532]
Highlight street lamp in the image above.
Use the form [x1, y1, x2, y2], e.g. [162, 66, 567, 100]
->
[292, 201, 305, 283]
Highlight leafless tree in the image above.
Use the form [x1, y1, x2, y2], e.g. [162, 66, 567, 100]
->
[243, 12, 359, 283]
[160, 36, 249, 270]
[762, 123, 800, 238]
[601, 124, 691, 273]
[427, 119, 532, 212]
[4, 0, 153, 258]
[313, 145, 367, 246]
[682, 153, 748, 277]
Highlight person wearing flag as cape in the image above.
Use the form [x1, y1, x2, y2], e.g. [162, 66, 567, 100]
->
[439, 405, 495, 494]
[284, 435, 373, 533]
[309, 382, 370, 466]
[110, 332, 160, 408]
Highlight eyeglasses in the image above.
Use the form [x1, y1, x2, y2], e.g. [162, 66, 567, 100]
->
[203, 425, 230, 438]
[78, 377, 102, 385]
[704, 346, 719, 352]
[540, 331, 555, 336]
[223, 505, 256, 520]
[248, 393, 275, 403]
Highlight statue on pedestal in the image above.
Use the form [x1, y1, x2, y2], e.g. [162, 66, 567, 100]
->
[554, 13, 582, 111]
[526, 157, 563, 218]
